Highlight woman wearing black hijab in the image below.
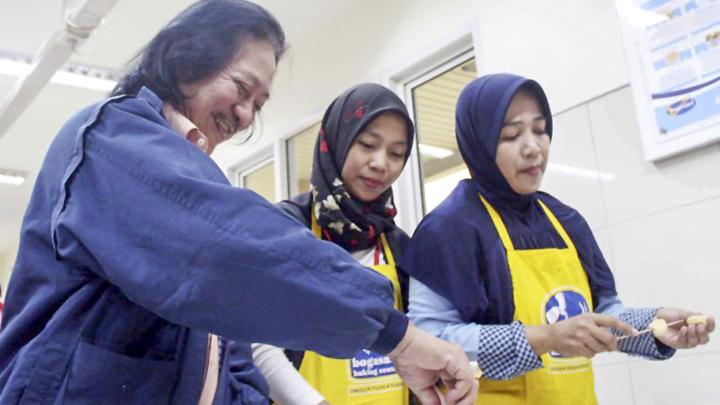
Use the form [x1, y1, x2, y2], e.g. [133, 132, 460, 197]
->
[251, 83, 416, 404]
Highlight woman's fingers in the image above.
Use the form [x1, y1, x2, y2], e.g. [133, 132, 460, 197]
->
[685, 325, 700, 348]
[697, 324, 710, 345]
[677, 326, 689, 347]
[579, 314, 627, 354]
[581, 333, 609, 354]
[577, 342, 598, 358]
[592, 314, 637, 337]
[706, 316, 716, 333]
[659, 313, 715, 349]
[550, 313, 624, 357]
[588, 327, 619, 352]
[585, 317, 621, 351]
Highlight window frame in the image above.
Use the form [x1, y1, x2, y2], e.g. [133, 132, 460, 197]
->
[383, 29, 477, 234]
[403, 49, 476, 216]
[284, 120, 321, 198]
[228, 143, 282, 202]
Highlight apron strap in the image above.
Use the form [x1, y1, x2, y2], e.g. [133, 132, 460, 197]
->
[479, 194, 515, 251]
[310, 210, 332, 241]
[536, 199, 578, 254]
[311, 210, 321, 238]
[380, 233, 395, 266]
[312, 210, 403, 313]
[479, 194, 579, 254]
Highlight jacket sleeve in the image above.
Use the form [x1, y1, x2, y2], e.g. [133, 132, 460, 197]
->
[50, 99, 407, 357]
[276, 196, 311, 228]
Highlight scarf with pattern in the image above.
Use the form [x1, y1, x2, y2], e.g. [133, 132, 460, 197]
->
[310, 83, 414, 251]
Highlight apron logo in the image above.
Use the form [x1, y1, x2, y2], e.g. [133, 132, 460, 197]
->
[350, 349, 397, 378]
[543, 289, 590, 358]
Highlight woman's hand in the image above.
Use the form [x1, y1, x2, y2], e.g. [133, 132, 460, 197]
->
[654, 308, 715, 349]
[526, 313, 637, 358]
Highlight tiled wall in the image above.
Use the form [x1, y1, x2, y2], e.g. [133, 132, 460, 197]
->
[543, 85, 720, 405]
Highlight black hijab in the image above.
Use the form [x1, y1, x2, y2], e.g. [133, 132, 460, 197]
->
[310, 83, 414, 251]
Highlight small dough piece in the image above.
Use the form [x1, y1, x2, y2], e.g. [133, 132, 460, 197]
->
[686, 315, 707, 326]
[649, 318, 668, 338]
[469, 361, 483, 379]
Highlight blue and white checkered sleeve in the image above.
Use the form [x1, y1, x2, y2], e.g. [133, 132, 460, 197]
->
[613, 307, 675, 360]
[477, 321, 543, 380]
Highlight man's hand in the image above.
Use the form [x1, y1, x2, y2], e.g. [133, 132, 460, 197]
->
[388, 323, 478, 405]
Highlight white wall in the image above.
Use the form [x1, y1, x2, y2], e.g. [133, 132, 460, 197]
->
[223, 1, 720, 404]
[217, 0, 629, 166]
[545, 85, 720, 405]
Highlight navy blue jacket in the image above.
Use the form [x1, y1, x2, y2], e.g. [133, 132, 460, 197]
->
[0, 88, 407, 404]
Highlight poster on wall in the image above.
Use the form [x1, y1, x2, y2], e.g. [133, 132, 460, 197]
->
[615, 0, 720, 161]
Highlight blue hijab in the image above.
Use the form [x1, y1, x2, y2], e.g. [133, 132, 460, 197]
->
[456, 73, 553, 211]
[401, 74, 616, 324]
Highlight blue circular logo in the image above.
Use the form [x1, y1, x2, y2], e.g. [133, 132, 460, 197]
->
[544, 290, 590, 357]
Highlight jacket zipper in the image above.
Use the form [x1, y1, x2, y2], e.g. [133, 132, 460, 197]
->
[197, 334, 211, 404]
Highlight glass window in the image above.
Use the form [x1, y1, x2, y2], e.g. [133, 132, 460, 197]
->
[241, 160, 277, 202]
[408, 56, 476, 213]
[286, 122, 320, 197]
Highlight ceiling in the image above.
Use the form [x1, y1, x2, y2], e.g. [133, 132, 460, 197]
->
[0, 0, 389, 258]
[0, 0, 484, 266]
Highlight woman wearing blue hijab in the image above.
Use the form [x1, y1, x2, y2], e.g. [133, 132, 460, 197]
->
[400, 73, 715, 404]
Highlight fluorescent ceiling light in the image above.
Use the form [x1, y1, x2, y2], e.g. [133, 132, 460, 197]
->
[419, 144, 454, 159]
[0, 170, 26, 186]
[546, 163, 615, 181]
[0, 57, 116, 92]
[0, 59, 30, 77]
[52, 70, 116, 92]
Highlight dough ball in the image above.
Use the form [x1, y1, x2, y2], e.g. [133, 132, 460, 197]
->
[686, 315, 707, 326]
[650, 318, 668, 338]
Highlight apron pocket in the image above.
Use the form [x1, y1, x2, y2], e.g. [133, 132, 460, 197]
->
[62, 340, 178, 404]
[479, 377, 525, 392]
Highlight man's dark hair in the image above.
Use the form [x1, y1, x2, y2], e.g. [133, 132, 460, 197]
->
[111, 0, 286, 108]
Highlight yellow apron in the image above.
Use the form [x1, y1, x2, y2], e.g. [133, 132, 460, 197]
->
[477, 195, 597, 405]
[298, 214, 409, 405]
